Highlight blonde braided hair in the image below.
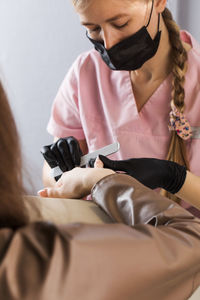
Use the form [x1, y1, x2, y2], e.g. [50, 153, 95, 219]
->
[162, 7, 189, 201]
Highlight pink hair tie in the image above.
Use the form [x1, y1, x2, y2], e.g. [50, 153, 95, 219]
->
[168, 102, 192, 140]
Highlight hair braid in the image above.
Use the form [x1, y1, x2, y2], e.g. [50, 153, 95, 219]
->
[162, 8, 189, 201]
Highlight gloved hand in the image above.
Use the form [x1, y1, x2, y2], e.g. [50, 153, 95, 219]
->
[97, 155, 187, 194]
[41, 136, 82, 181]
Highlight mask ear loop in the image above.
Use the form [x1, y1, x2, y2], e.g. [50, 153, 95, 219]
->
[157, 13, 161, 31]
[145, 0, 154, 28]
[145, 0, 161, 32]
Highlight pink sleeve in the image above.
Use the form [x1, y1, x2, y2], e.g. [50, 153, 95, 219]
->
[47, 59, 85, 140]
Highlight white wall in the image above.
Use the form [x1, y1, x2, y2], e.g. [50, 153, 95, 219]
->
[176, 0, 200, 41]
[0, 0, 90, 192]
[0, 0, 199, 193]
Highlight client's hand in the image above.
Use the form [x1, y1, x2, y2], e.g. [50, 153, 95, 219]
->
[38, 167, 115, 199]
[97, 155, 187, 194]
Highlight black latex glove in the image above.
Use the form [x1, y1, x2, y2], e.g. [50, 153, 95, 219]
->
[41, 137, 82, 181]
[98, 155, 187, 194]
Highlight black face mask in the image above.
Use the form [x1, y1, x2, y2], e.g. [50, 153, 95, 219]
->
[86, 0, 161, 71]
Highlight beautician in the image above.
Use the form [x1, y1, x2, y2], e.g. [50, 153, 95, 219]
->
[43, 0, 200, 215]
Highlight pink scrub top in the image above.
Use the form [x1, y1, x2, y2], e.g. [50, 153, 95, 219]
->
[47, 31, 200, 214]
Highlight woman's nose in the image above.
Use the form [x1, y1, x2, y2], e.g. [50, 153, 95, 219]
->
[102, 30, 119, 50]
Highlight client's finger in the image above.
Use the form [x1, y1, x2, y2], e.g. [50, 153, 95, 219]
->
[38, 178, 63, 197]
[94, 156, 104, 168]
[39, 187, 63, 198]
[38, 189, 48, 197]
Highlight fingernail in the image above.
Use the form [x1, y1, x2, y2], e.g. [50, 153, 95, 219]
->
[38, 189, 47, 197]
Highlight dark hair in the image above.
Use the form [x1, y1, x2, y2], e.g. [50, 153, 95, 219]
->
[0, 81, 28, 228]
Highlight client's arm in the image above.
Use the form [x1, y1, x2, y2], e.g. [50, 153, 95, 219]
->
[38, 167, 115, 199]
[2, 173, 200, 299]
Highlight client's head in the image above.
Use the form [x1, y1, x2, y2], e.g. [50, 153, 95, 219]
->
[0, 81, 28, 228]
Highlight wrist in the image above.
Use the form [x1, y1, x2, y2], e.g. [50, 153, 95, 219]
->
[83, 169, 115, 195]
